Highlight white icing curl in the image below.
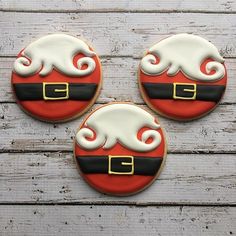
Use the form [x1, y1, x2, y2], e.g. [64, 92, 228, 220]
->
[76, 104, 162, 152]
[140, 33, 225, 82]
[13, 34, 96, 77]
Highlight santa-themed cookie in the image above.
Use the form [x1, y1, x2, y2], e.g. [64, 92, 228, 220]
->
[138, 33, 227, 120]
[74, 103, 167, 196]
[11, 34, 102, 122]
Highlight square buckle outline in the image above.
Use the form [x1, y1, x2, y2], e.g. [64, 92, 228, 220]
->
[173, 82, 197, 100]
[108, 155, 134, 175]
[43, 82, 69, 100]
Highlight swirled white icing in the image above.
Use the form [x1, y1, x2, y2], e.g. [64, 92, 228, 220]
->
[76, 104, 162, 152]
[13, 34, 96, 77]
[140, 33, 225, 82]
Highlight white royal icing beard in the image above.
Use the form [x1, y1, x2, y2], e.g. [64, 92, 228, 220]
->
[13, 34, 96, 77]
[76, 104, 162, 152]
[140, 33, 225, 82]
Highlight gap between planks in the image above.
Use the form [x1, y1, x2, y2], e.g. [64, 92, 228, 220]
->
[0, 202, 235, 207]
[0, 150, 236, 154]
[1, 55, 236, 59]
[1, 9, 236, 14]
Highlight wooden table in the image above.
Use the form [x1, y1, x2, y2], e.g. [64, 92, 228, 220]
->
[0, 1, 235, 235]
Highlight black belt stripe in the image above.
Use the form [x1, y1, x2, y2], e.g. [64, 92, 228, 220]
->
[76, 156, 163, 176]
[142, 82, 225, 102]
[13, 83, 98, 101]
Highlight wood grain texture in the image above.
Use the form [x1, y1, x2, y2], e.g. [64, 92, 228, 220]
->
[1, 57, 235, 104]
[1, 103, 235, 153]
[0, 1, 236, 235]
[0, 205, 235, 236]
[1, 0, 236, 12]
[0, 152, 235, 204]
[1, 12, 236, 57]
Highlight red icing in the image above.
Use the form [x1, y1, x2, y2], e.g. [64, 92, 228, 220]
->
[12, 50, 101, 122]
[139, 58, 227, 120]
[74, 104, 166, 195]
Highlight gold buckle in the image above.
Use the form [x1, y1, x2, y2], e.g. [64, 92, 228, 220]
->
[173, 82, 197, 100]
[108, 155, 134, 175]
[43, 82, 69, 100]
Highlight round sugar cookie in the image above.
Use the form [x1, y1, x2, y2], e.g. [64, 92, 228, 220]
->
[138, 33, 227, 120]
[74, 103, 167, 196]
[11, 34, 102, 122]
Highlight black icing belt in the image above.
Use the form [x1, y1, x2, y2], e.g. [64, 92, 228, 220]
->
[13, 83, 98, 101]
[76, 156, 163, 176]
[142, 82, 225, 102]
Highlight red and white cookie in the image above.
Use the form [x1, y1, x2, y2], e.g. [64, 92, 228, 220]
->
[74, 103, 167, 196]
[139, 33, 227, 120]
[12, 34, 102, 122]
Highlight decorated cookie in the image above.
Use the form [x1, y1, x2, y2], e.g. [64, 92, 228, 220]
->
[11, 34, 102, 122]
[74, 103, 166, 196]
[138, 33, 227, 120]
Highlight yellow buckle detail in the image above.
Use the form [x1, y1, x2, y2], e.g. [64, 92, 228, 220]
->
[43, 82, 69, 100]
[108, 155, 134, 175]
[173, 82, 197, 100]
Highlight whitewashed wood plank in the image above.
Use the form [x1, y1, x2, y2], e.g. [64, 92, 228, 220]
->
[0, 103, 235, 152]
[1, 12, 236, 57]
[0, 57, 235, 104]
[1, 0, 236, 12]
[0, 205, 235, 236]
[0, 152, 235, 204]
